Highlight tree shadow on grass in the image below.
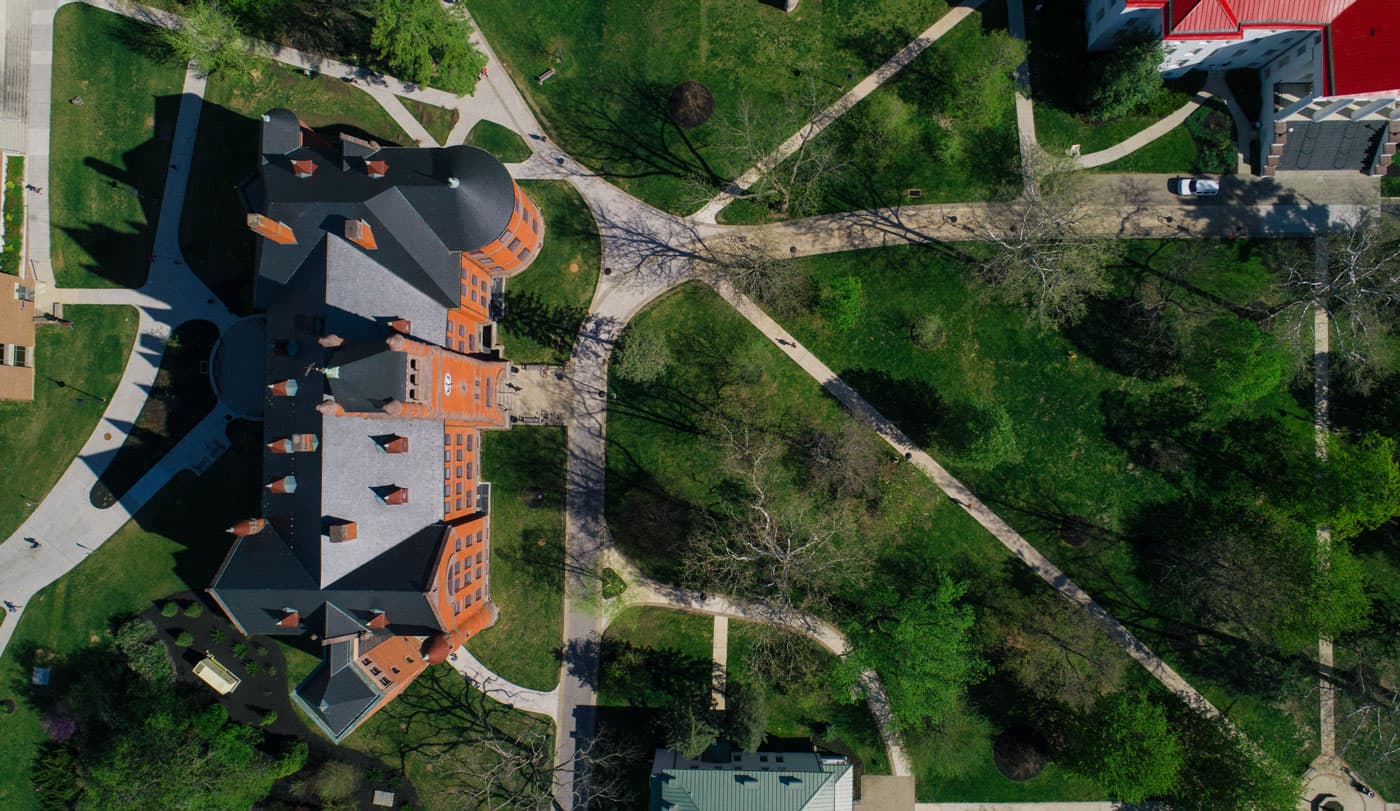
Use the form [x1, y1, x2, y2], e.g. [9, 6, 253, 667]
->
[1065, 295, 1182, 381]
[838, 368, 948, 447]
[500, 290, 589, 358]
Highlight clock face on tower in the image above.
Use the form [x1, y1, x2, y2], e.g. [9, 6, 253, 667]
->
[443, 372, 453, 397]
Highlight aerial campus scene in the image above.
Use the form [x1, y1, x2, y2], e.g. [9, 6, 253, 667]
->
[0, 0, 1397, 809]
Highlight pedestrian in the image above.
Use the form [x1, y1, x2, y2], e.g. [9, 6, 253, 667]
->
[4, 600, 17, 613]
[24, 537, 40, 548]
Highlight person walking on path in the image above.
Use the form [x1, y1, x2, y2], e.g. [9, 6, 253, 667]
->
[24, 184, 41, 194]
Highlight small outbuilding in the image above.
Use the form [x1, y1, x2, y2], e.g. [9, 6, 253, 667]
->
[193, 654, 241, 695]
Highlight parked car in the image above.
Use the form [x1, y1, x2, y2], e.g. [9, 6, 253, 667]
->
[1173, 177, 1220, 197]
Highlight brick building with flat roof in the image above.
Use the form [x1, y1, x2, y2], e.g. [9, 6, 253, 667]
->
[0, 274, 36, 401]
[209, 109, 543, 742]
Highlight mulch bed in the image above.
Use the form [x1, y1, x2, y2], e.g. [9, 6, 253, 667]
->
[146, 590, 418, 810]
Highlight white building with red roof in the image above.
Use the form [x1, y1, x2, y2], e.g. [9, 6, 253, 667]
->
[1086, 0, 1399, 175]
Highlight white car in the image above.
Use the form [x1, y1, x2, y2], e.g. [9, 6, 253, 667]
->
[1174, 177, 1220, 197]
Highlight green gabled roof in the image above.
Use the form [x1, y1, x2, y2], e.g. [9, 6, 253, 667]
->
[651, 761, 851, 811]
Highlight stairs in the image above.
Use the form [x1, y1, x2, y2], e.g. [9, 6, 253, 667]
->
[0, 0, 33, 153]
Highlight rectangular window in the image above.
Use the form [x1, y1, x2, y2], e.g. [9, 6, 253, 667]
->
[476, 551, 483, 564]
[444, 483, 452, 497]
[380, 677, 392, 687]
[371, 667, 381, 676]
[456, 482, 464, 495]
[518, 247, 532, 262]
[474, 378, 481, 401]
[475, 588, 483, 601]
[465, 569, 473, 584]
[453, 601, 460, 616]
[464, 462, 473, 479]
[456, 449, 464, 462]
[455, 466, 463, 478]
[469, 333, 478, 352]
[13, 345, 27, 367]
[507, 237, 522, 252]
[455, 497, 463, 511]
[456, 433, 464, 445]
[485, 377, 494, 408]
[466, 435, 474, 452]
[476, 531, 483, 544]
[0, 344, 6, 365]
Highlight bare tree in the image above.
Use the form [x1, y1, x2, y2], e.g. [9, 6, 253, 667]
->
[437, 723, 642, 810]
[975, 151, 1116, 327]
[682, 420, 869, 615]
[695, 233, 814, 316]
[1272, 210, 1400, 390]
[713, 84, 848, 217]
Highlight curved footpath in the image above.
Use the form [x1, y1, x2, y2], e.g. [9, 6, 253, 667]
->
[0, 62, 234, 661]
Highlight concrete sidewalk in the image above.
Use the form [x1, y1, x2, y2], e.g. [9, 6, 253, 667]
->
[448, 646, 559, 719]
[1078, 91, 1214, 168]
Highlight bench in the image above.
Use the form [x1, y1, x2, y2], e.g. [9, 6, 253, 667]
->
[536, 68, 557, 85]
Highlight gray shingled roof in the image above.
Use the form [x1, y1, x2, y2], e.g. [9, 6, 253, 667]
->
[1279, 120, 1385, 171]
[293, 636, 383, 741]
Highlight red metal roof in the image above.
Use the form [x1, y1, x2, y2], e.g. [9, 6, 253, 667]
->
[1326, 0, 1400, 96]
[1165, 0, 1355, 35]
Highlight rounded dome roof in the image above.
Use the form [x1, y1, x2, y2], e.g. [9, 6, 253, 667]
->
[401, 145, 517, 251]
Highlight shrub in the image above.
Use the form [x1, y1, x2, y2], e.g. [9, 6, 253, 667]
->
[316, 761, 362, 803]
[1186, 316, 1287, 409]
[821, 275, 866, 332]
[615, 328, 672, 384]
[232, 641, 247, 659]
[600, 567, 627, 600]
[126, 642, 175, 684]
[160, 602, 180, 619]
[1086, 36, 1164, 121]
[183, 602, 204, 619]
[175, 631, 195, 648]
[114, 618, 157, 650]
[42, 713, 79, 743]
[259, 710, 278, 727]
[1186, 103, 1236, 174]
[211, 627, 226, 644]
[911, 314, 946, 349]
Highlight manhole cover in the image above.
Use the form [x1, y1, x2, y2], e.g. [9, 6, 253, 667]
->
[104, 432, 112, 440]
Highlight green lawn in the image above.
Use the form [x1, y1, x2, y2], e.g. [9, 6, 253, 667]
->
[0, 305, 137, 542]
[0, 423, 260, 811]
[717, 5, 1020, 223]
[1093, 100, 1236, 174]
[604, 283, 1151, 800]
[185, 58, 413, 312]
[467, 0, 951, 213]
[464, 120, 532, 163]
[465, 426, 566, 692]
[49, 5, 185, 289]
[1, 156, 24, 274]
[498, 180, 601, 364]
[400, 96, 460, 145]
[600, 607, 714, 708]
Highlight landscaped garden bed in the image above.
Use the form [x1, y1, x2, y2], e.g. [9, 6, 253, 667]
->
[1, 156, 24, 274]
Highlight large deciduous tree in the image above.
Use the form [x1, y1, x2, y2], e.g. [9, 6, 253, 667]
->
[834, 574, 986, 731]
[976, 151, 1116, 327]
[371, 0, 487, 94]
[714, 86, 847, 217]
[1069, 691, 1183, 804]
[161, 1, 249, 76]
[1086, 35, 1165, 121]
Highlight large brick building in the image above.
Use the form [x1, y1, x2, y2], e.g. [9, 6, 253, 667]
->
[1085, 0, 1400, 175]
[208, 109, 543, 742]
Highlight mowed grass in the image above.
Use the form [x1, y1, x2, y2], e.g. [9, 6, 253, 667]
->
[399, 96, 460, 145]
[0, 305, 137, 542]
[604, 283, 1139, 800]
[465, 119, 532, 163]
[466, 426, 566, 692]
[718, 5, 1021, 223]
[49, 5, 185, 289]
[185, 58, 413, 311]
[498, 180, 601, 364]
[0, 424, 260, 811]
[600, 606, 714, 707]
[1092, 101, 1237, 174]
[467, 0, 950, 213]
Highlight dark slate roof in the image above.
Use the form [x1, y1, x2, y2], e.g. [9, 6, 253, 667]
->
[324, 342, 409, 414]
[251, 109, 515, 310]
[295, 637, 382, 740]
[1279, 120, 1385, 171]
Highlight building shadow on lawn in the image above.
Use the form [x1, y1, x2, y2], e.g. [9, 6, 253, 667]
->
[89, 320, 220, 507]
[57, 93, 182, 290]
[181, 101, 408, 315]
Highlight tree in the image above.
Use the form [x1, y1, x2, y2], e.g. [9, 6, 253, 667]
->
[1185, 316, 1289, 408]
[371, 0, 487, 94]
[694, 233, 814, 317]
[835, 574, 986, 730]
[715, 86, 847, 216]
[664, 704, 719, 759]
[1316, 432, 1400, 541]
[1086, 36, 1164, 120]
[682, 421, 869, 616]
[724, 678, 770, 752]
[1273, 212, 1400, 391]
[798, 422, 888, 503]
[989, 589, 1127, 711]
[1169, 706, 1301, 811]
[975, 151, 1116, 327]
[160, 2, 249, 76]
[1069, 692, 1183, 803]
[614, 326, 672, 384]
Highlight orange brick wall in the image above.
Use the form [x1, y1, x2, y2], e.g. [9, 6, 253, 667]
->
[464, 184, 542, 275]
[442, 425, 479, 521]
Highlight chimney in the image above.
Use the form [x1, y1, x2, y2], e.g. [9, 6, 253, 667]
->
[316, 400, 344, 416]
[277, 609, 300, 629]
[329, 521, 358, 543]
[268, 379, 299, 397]
[227, 517, 266, 536]
[345, 219, 378, 250]
[368, 611, 389, 629]
[366, 159, 388, 178]
[375, 434, 409, 454]
[377, 486, 409, 506]
[318, 334, 344, 348]
[267, 475, 298, 494]
[246, 213, 296, 245]
[292, 433, 320, 452]
[268, 438, 293, 454]
[291, 158, 317, 178]
[389, 318, 411, 334]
